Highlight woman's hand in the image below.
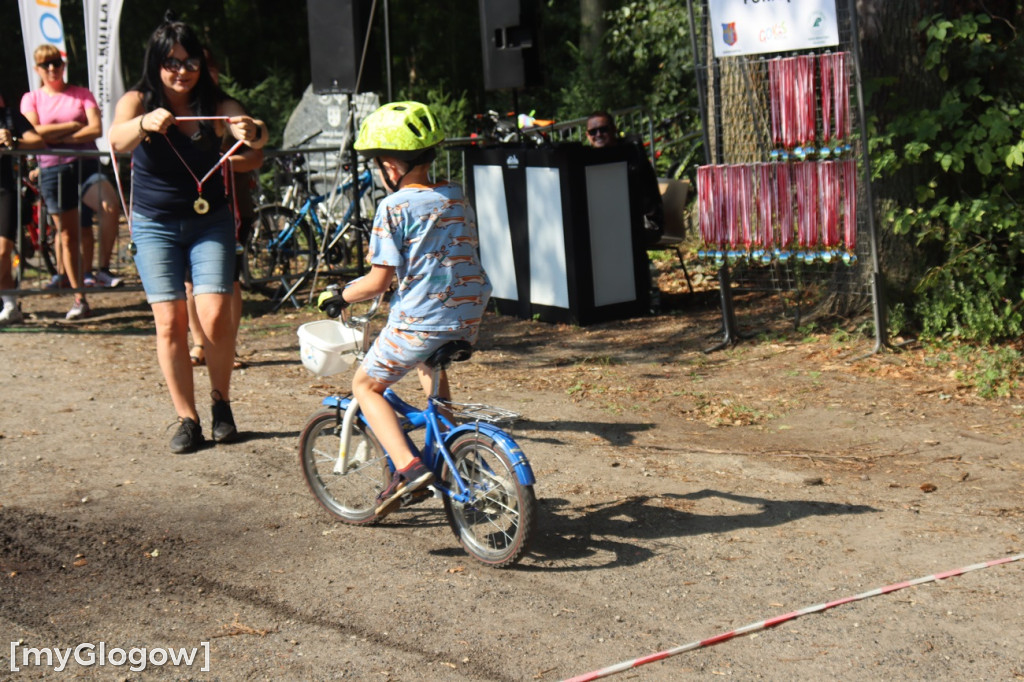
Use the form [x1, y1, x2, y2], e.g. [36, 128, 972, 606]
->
[228, 116, 266, 149]
[140, 108, 176, 136]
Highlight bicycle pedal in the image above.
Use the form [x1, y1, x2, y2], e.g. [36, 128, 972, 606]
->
[400, 488, 434, 507]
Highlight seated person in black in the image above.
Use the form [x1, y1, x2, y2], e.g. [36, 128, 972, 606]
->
[585, 111, 664, 247]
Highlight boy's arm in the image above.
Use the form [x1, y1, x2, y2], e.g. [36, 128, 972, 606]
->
[343, 264, 394, 304]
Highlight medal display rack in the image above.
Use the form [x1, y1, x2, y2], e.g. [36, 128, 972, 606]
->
[686, 0, 889, 353]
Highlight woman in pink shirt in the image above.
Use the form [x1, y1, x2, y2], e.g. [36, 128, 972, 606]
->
[21, 44, 123, 320]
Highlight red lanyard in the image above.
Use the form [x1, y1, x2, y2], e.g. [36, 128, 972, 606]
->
[161, 118, 245, 214]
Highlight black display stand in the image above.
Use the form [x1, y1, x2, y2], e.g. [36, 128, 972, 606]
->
[465, 144, 650, 326]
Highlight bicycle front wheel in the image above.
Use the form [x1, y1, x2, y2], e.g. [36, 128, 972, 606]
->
[299, 409, 390, 525]
[242, 205, 314, 295]
[442, 433, 536, 567]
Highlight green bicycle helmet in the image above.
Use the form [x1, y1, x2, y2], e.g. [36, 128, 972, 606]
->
[354, 101, 445, 162]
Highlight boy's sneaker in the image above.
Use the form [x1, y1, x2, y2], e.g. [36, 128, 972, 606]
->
[0, 303, 24, 326]
[375, 458, 434, 517]
[170, 417, 204, 454]
[95, 269, 124, 288]
[66, 299, 91, 320]
[83, 272, 97, 287]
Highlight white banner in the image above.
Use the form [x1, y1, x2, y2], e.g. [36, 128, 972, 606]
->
[82, 0, 125, 152]
[709, 0, 839, 57]
[18, 0, 69, 90]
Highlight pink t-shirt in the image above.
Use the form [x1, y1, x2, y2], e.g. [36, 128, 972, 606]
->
[20, 85, 99, 168]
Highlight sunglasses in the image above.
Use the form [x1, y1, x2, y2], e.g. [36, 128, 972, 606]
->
[161, 57, 201, 73]
[36, 58, 65, 71]
[587, 125, 611, 137]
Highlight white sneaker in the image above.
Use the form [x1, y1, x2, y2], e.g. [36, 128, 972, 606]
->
[94, 269, 124, 288]
[66, 299, 91, 320]
[0, 303, 24, 326]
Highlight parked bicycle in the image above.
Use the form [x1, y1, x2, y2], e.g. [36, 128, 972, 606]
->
[242, 162, 375, 301]
[296, 293, 538, 567]
[18, 174, 58, 277]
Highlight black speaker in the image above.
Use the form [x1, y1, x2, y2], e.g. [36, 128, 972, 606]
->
[308, 0, 365, 94]
[478, 0, 538, 91]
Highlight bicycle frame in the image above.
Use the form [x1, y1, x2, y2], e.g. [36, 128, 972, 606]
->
[320, 389, 535, 506]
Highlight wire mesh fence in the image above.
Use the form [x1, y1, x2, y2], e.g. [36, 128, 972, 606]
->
[689, 0, 880, 330]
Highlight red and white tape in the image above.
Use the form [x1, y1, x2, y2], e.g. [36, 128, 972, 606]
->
[563, 553, 1024, 682]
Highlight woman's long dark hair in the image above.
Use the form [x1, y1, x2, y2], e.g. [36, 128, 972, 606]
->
[132, 11, 223, 139]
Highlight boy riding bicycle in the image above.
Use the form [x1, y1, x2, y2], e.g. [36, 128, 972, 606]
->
[318, 101, 491, 517]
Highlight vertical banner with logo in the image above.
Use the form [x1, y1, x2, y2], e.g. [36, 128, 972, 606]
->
[18, 0, 69, 90]
[709, 0, 839, 57]
[82, 0, 126, 152]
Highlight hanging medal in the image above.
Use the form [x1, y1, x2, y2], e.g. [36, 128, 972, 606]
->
[162, 116, 245, 214]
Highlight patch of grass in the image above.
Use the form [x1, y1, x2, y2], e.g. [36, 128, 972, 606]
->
[954, 346, 1022, 399]
[924, 342, 1022, 399]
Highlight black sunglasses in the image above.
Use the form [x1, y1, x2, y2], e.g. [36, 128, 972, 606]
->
[36, 58, 64, 70]
[161, 57, 201, 73]
[587, 125, 611, 137]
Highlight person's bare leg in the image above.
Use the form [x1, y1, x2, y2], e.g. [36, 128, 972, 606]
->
[80, 223, 95, 276]
[83, 180, 120, 270]
[0, 237, 15, 292]
[353, 369, 416, 470]
[194, 292, 235, 401]
[51, 211, 86, 305]
[185, 281, 208, 364]
[151, 300, 197, 421]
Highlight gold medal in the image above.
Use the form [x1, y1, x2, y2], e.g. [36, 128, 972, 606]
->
[194, 197, 210, 214]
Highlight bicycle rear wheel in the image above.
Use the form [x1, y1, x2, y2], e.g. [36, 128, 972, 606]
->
[242, 205, 314, 296]
[299, 409, 390, 525]
[442, 433, 536, 567]
[37, 210, 59, 277]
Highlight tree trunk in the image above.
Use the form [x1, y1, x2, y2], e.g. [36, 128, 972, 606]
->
[580, 0, 608, 59]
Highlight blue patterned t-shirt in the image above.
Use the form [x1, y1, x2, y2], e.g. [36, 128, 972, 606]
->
[369, 181, 491, 332]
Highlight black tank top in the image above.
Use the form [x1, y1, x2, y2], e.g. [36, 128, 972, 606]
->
[131, 125, 228, 220]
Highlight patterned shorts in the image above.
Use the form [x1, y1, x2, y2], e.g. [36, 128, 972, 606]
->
[360, 324, 479, 386]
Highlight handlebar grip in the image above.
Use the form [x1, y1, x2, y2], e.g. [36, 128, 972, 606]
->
[317, 288, 349, 318]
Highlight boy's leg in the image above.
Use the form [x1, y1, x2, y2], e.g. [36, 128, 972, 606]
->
[352, 367, 417, 469]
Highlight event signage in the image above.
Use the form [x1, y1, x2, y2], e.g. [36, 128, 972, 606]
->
[82, 0, 125, 152]
[18, 0, 69, 89]
[708, 0, 839, 57]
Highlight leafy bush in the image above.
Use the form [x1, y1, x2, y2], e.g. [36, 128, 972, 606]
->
[872, 13, 1024, 342]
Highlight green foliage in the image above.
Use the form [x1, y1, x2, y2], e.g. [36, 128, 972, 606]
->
[873, 12, 1024, 342]
[955, 345, 1022, 399]
[219, 70, 298, 150]
[924, 342, 1023, 399]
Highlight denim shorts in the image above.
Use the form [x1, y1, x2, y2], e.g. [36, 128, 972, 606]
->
[131, 206, 235, 304]
[361, 324, 480, 386]
[38, 160, 103, 225]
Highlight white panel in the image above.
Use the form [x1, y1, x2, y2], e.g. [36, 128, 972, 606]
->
[585, 162, 636, 306]
[472, 165, 518, 301]
[526, 167, 569, 309]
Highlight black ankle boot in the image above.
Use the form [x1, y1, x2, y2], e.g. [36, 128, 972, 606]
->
[210, 390, 238, 443]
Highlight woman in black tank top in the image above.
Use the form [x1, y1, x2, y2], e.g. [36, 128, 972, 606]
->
[109, 11, 267, 454]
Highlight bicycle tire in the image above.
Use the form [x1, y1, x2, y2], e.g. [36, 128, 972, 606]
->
[242, 204, 314, 296]
[299, 408, 390, 525]
[38, 212, 59, 277]
[442, 433, 536, 567]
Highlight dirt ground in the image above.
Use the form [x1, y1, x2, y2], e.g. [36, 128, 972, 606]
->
[1, 275, 1023, 681]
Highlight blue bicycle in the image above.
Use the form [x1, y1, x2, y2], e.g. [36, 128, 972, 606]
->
[242, 164, 376, 298]
[297, 297, 538, 567]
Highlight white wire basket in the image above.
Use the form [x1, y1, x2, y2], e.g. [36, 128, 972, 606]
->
[297, 320, 363, 377]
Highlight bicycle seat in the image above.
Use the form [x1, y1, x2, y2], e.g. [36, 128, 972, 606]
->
[424, 341, 473, 369]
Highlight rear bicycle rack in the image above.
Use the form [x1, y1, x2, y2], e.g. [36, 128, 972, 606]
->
[434, 399, 521, 426]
